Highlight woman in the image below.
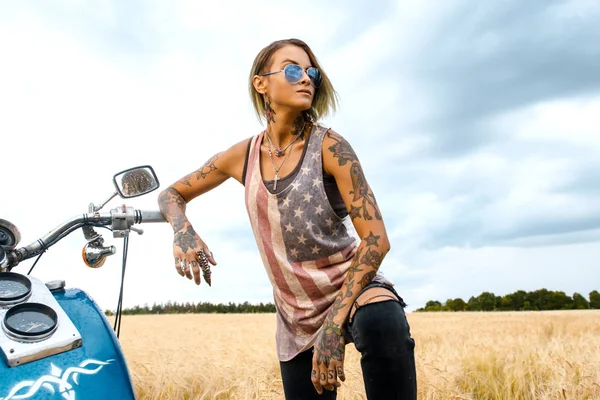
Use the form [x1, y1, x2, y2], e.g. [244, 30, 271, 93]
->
[158, 38, 417, 399]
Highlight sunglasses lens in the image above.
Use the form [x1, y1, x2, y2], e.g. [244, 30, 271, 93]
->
[307, 67, 322, 88]
[284, 64, 304, 84]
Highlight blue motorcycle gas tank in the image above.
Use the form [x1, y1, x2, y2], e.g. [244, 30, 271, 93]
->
[0, 289, 136, 400]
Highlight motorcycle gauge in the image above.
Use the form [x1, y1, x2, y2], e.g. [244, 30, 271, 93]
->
[2, 302, 58, 342]
[0, 272, 32, 305]
[0, 218, 21, 249]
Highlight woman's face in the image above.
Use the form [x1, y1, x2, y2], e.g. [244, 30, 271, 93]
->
[262, 45, 315, 113]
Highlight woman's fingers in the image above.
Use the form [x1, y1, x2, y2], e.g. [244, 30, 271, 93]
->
[173, 235, 214, 286]
[206, 250, 217, 266]
[183, 259, 193, 280]
[196, 248, 213, 286]
[190, 260, 201, 285]
[337, 364, 346, 382]
[311, 352, 343, 394]
[174, 257, 184, 277]
[327, 360, 342, 388]
[319, 364, 332, 392]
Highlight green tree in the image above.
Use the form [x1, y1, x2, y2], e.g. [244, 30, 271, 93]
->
[499, 295, 513, 311]
[451, 298, 466, 311]
[571, 293, 589, 309]
[467, 296, 480, 311]
[476, 292, 497, 311]
[527, 289, 550, 310]
[590, 290, 600, 309]
[548, 291, 573, 310]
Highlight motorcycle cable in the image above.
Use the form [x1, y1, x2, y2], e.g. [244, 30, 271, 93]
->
[27, 249, 47, 275]
[113, 234, 129, 338]
[25, 224, 83, 274]
[23, 223, 105, 275]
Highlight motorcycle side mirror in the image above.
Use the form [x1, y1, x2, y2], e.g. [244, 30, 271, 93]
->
[113, 166, 160, 198]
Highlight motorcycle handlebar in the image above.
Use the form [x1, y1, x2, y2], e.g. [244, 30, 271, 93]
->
[138, 210, 167, 223]
[8, 208, 166, 266]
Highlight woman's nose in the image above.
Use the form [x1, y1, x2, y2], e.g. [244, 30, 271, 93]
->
[299, 70, 311, 85]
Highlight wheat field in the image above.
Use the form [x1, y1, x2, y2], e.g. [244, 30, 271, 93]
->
[114, 311, 600, 399]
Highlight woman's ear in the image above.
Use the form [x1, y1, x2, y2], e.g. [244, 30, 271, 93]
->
[253, 75, 267, 95]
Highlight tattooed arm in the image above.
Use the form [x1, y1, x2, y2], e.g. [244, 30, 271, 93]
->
[310, 129, 390, 394]
[158, 138, 251, 285]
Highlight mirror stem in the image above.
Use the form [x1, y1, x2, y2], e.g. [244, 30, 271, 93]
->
[91, 191, 119, 213]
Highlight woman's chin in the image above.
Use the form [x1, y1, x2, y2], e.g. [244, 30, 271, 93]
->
[293, 100, 313, 112]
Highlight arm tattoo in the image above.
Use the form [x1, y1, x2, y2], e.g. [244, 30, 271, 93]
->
[196, 155, 219, 180]
[316, 236, 386, 368]
[327, 131, 358, 167]
[316, 320, 344, 368]
[327, 131, 382, 221]
[158, 187, 185, 210]
[173, 225, 198, 253]
[360, 248, 383, 268]
[349, 162, 381, 221]
[176, 155, 219, 187]
[172, 214, 187, 232]
[364, 231, 380, 247]
[265, 100, 276, 123]
[359, 270, 377, 288]
[177, 174, 193, 187]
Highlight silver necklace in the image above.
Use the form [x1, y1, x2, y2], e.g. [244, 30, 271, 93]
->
[265, 134, 297, 191]
[265, 122, 305, 157]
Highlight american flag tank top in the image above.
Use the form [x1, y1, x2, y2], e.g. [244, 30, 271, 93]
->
[244, 123, 364, 361]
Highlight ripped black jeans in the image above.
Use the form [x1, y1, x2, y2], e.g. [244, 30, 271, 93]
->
[279, 283, 417, 400]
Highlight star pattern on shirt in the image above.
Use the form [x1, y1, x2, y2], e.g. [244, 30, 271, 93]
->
[275, 128, 355, 262]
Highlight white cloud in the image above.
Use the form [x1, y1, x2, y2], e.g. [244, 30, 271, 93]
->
[0, 1, 598, 313]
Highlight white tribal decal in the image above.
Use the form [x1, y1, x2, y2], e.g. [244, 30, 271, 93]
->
[0, 359, 114, 400]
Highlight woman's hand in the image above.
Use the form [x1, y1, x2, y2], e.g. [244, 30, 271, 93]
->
[173, 223, 217, 286]
[311, 321, 346, 394]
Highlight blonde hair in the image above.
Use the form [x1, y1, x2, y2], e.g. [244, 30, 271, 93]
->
[249, 38, 339, 123]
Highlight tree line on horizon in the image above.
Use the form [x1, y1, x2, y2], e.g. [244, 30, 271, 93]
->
[416, 289, 600, 312]
[104, 300, 277, 316]
[103, 289, 600, 316]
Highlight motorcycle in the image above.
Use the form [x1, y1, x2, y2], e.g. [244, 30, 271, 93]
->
[0, 166, 166, 400]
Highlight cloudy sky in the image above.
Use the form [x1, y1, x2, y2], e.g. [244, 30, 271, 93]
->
[1, 0, 598, 312]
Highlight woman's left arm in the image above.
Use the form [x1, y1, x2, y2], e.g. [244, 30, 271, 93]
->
[311, 129, 391, 394]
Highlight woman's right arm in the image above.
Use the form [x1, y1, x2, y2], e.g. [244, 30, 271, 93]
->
[158, 138, 250, 285]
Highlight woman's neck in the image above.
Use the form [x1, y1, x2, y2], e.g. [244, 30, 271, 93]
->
[266, 110, 306, 147]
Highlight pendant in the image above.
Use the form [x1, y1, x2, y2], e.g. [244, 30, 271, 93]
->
[275, 148, 284, 157]
[273, 173, 278, 190]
